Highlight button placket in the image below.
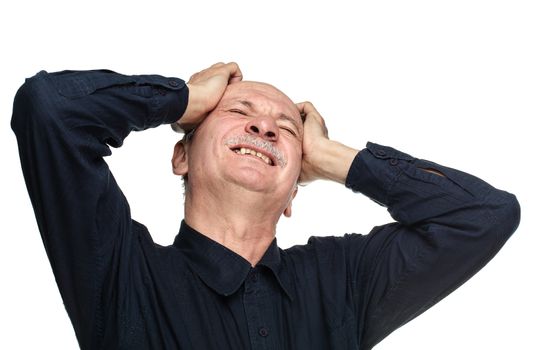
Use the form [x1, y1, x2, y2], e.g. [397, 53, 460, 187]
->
[243, 268, 274, 349]
[251, 272, 258, 283]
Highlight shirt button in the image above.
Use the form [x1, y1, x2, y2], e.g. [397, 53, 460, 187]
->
[168, 79, 180, 87]
[251, 272, 258, 282]
[258, 327, 269, 337]
[376, 150, 387, 157]
[389, 158, 398, 166]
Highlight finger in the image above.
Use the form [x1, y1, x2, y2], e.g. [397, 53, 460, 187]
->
[297, 102, 328, 136]
[298, 104, 311, 125]
[225, 62, 243, 84]
[296, 101, 318, 116]
[192, 63, 223, 77]
[296, 101, 309, 112]
[296, 102, 324, 123]
[296, 102, 309, 122]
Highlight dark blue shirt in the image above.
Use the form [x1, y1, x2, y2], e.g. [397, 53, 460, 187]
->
[11, 70, 521, 350]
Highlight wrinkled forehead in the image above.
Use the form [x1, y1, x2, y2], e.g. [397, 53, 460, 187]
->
[219, 81, 301, 123]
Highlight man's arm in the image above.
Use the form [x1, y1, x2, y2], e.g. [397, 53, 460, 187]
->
[11, 69, 189, 345]
[298, 103, 521, 349]
[10, 63, 241, 347]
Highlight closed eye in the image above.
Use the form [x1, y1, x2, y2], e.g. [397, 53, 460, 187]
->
[229, 109, 247, 115]
[280, 126, 297, 137]
[229, 108, 298, 137]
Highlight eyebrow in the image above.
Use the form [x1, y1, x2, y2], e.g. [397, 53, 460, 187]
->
[237, 100, 254, 109]
[278, 114, 301, 133]
[236, 100, 302, 133]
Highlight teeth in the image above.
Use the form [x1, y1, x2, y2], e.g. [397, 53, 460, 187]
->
[236, 147, 273, 165]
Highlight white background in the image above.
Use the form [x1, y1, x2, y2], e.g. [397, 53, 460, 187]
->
[1, 0, 532, 349]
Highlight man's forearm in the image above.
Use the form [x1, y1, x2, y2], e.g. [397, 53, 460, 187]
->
[311, 140, 359, 184]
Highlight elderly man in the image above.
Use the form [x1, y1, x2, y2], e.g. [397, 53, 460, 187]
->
[12, 62, 520, 350]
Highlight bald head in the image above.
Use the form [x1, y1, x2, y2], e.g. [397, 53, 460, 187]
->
[223, 81, 296, 107]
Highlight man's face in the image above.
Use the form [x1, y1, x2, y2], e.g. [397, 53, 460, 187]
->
[185, 81, 303, 212]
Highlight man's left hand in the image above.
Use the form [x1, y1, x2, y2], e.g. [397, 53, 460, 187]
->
[297, 102, 359, 185]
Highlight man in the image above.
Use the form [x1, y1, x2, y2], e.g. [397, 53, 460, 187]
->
[12, 62, 520, 350]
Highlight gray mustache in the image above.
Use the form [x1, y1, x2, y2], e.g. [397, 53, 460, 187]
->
[224, 134, 287, 168]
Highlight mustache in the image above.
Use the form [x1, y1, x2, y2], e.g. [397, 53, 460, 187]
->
[224, 134, 287, 168]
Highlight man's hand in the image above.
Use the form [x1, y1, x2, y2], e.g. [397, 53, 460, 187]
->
[297, 102, 359, 185]
[173, 62, 243, 132]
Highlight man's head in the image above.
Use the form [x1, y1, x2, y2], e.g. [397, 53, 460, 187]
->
[171, 81, 303, 218]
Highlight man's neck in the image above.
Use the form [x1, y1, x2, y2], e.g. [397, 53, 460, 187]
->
[183, 185, 283, 266]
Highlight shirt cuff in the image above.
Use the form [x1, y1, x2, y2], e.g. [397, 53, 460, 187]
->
[345, 141, 415, 206]
[132, 74, 189, 126]
[160, 81, 188, 125]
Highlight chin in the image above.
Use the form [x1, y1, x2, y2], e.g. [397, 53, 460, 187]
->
[222, 166, 276, 193]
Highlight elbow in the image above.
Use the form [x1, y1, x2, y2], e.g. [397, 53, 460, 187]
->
[11, 71, 55, 137]
[501, 193, 521, 238]
[487, 191, 521, 243]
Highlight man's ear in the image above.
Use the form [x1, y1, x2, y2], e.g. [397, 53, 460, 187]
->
[283, 186, 299, 218]
[172, 140, 188, 176]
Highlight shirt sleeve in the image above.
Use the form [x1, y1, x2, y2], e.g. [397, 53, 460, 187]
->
[11, 69, 188, 346]
[344, 142, 520, 349]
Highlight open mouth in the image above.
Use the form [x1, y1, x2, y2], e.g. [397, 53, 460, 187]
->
[229, 146, 276, 166]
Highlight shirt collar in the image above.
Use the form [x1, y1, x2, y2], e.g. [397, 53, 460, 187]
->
[173, 220, 294, 300]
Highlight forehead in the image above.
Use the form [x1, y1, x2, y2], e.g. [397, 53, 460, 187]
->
[219, 81, 300, 121]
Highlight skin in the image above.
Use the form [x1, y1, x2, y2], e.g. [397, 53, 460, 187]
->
[172, 63, 359, 265]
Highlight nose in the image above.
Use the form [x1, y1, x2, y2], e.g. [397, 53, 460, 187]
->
[245, 116, 279, 142]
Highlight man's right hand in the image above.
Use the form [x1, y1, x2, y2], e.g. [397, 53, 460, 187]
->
[173, 62, 243, 132]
